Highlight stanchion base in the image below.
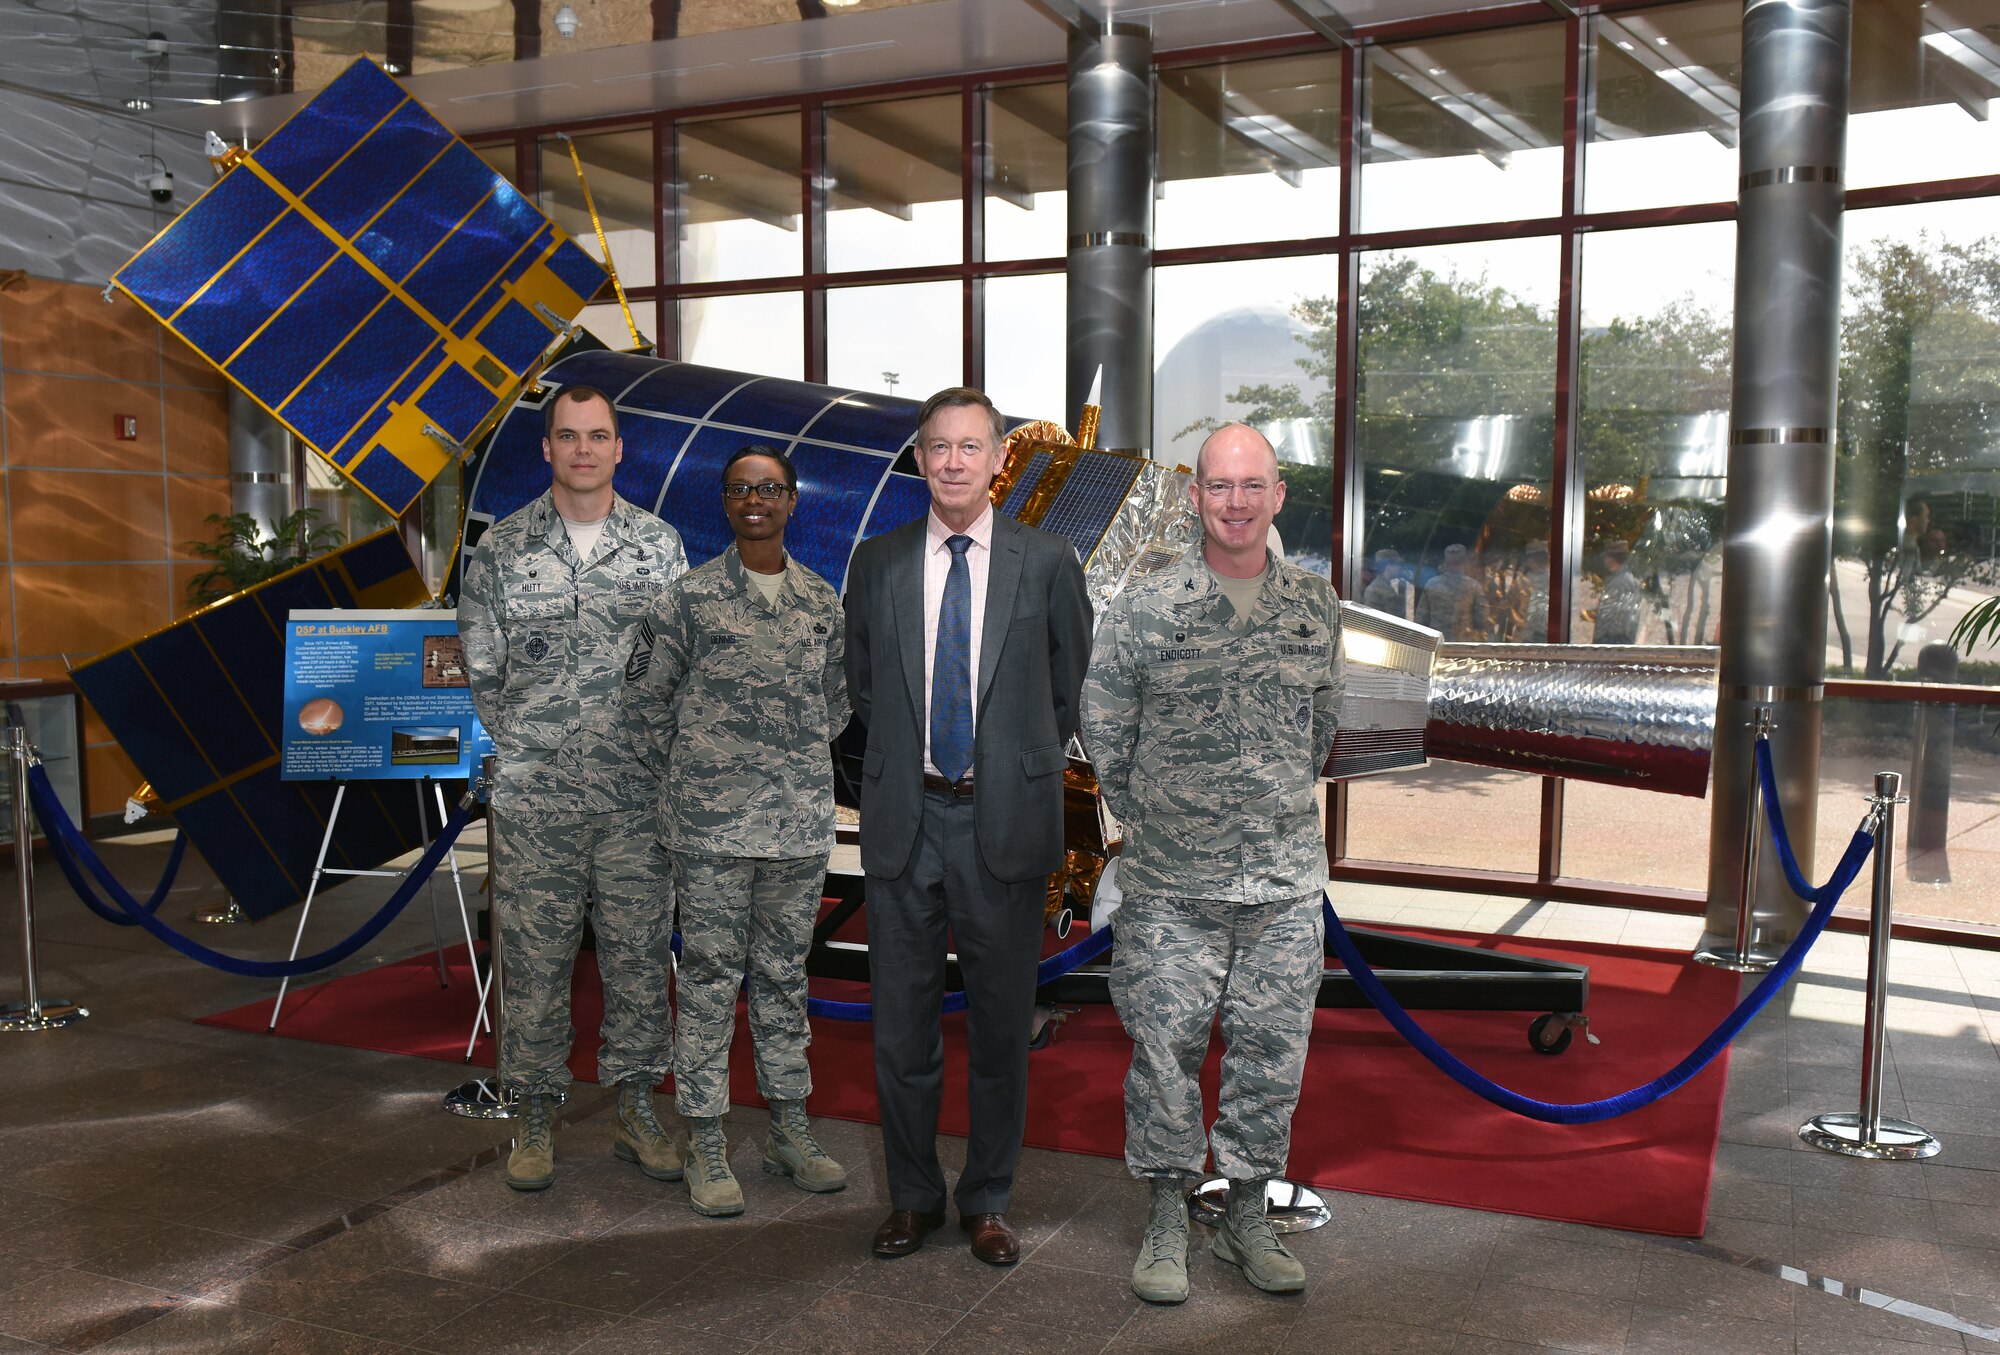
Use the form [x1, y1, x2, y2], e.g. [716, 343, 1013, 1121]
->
[0, 999, 88, 1031]
[1189, 1178, 1330, 1234]
[1692, 939, 1783, 973]
[1799, 1112, 1941, 1160]
[190, 899, 249, 925]
[443, 1079, 565, 1120]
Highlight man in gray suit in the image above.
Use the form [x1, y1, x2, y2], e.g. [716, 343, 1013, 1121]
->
[844, 386, 1092, 1266]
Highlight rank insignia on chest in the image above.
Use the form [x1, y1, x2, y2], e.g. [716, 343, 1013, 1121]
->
[522, 635, 550, 662]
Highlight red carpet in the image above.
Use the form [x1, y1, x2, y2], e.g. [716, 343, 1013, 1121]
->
[200, 926, 1738, 1237]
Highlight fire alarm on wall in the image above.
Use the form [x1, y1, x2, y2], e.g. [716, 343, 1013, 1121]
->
[115, 415, 139, 440]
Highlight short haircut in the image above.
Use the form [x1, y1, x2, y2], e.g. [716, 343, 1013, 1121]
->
[1604, 541, 1631, 565]
[915, 386, 1005, 447]
[1374, 547, 1402, 563]
[544, 384, 618, 440]
[723, 443, 797, 492]
[1442, 543, 1469, 561]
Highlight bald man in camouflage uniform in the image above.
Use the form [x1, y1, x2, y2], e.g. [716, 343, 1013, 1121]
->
[629, 445, 851, 1218]
[1081, 423, 1342, 1304]
[460, 384, 688, 1193]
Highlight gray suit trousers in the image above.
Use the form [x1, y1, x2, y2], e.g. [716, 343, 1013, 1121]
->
[865, 789, 1044, 1217]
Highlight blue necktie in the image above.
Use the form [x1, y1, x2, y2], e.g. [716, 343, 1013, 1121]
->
[931, 534, 974, 783]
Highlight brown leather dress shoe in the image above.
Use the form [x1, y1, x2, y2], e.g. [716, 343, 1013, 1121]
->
[960, 1212, 1021, 1266]
[872, 1208, 946, 1257]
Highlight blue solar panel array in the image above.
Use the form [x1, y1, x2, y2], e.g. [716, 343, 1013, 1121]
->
[462, 357, 1143, 596]
[69, 531, 434, 921]
[113, 57, 606, 519]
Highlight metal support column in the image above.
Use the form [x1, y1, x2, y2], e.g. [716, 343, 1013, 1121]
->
[228, 389, 294, 542]
[1700, 0, 1852, 963]
[1065, 18, 1153, 453]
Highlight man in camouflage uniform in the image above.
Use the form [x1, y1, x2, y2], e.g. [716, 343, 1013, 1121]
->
[459, 383, 688, 1193]
[1360, 547, 1411, 619]
[628, 444, 851, 1218]
[1081, 423, 1342, 1305]
[1592, 541, 1644, 644]
[1416, 543, 1491, 641]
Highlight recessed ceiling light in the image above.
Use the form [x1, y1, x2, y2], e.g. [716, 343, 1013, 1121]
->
[124, 97, 151, 110]
[1427, 66, 1445, 75]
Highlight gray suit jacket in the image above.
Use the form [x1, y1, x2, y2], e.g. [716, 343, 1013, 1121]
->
[844, 512, 1093, 884]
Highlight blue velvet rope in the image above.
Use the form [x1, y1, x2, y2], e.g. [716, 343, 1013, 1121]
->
[27, 762, 473, 980]
[803, 921, 1116, 1021]
[1323, 742, 1878, 1124]
[24, 768, 186, 926]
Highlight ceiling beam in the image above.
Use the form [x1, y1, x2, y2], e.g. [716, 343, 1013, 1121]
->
[1268, 0, 1354, 48]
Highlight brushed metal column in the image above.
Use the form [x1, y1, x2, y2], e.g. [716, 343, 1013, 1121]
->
[228, 389, 294, 542]
[1066, 19, 1153, 452]
[1699, 0, 1852, 963]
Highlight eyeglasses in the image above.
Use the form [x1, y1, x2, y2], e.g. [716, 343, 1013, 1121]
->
[723, 481, 791, 500]
[1198, 480, 1271, 500]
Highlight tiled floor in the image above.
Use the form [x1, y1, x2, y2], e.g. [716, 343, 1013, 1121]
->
[2, 826, 1996, 1354]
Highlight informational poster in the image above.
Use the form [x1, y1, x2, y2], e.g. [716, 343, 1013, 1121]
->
[282, 609, 491, 781]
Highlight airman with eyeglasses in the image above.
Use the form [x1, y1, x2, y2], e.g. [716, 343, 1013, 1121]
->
[626, 443, 852, 1218]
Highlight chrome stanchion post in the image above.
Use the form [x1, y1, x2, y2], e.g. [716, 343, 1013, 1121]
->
[1189, 1178, 1330, 1235]
[1800, 772, 1940, 1160]
[1, 727, 87, 1032]
[1698, 706, 1780, 972]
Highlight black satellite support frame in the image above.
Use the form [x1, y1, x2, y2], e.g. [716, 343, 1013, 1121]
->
[806, 871, 1591, 1045]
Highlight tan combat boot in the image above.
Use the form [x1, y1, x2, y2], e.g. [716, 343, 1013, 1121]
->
[763, 1100, 847, 1193]
[611, 1079, 684, 1181]
[679, 1115, 744, 1217]
[1131, 1176, 1189, 1304]
[505, 1092, 556, 1192]
[1211, 1178, 1305, 1294]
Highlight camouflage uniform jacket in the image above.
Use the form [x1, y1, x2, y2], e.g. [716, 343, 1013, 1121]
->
[1081, 545, 1343, 905]
[629, 545, 849, 858]
[458, 490, 687, 820]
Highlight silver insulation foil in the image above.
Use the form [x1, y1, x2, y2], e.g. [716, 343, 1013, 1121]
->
[1083, 459, 1197, 626]
[1326, 603, 1440, 781]
[1425, 644, 1719, 797]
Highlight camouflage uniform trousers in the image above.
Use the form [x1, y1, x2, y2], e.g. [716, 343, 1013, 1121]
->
[670, 851, 828, 1119]
[497, 805, 675, 1096]
[1108, 890, 1325, 1181]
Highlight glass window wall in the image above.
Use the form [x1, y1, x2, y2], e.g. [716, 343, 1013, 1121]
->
[1361, 28, 1565, 233]
[1571, 221, 1734, 647]
[1584, 0, 1741, 213]
[539, 128, 657, 289]
[824, 94, 963, 272]
[678, 292, 803, 380]
[1831, 201, 2000, 685]
[1156, 54, 1343, 250]
[984, 273, 1067, 423]
[677, 112, 803, 284]
[826, 281, 962, 401]
[1848, 0, 2000, 190]
[984, 83, 1068, 263]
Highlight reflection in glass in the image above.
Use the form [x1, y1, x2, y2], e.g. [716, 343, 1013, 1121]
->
[984, 83, 1067, 262]
[1813, 698, 2000, 927]
[289, 0, 387, 94]
[1361, 28, 1564, 233]
[1153, 257, 1336, 467]
[472, 141, 520, 188]
[1356, 240, 1557, 641]
[1584, 1, 1740, 213]
[578, 301, 648, 352]
[826, 281, 961, 402]
[1156, 54, 1342, 250]
[678, 112, 802, 284]
[540, 128, 656, 289]
[1343, 766, 1545, 874]
[1559, 782, 1710, 891]
[1573, 223, 1734, 646]
[679, 292, 803, 380]
[825, 94, 963, 272]
[984, 273, 1066, 423]
[1832, 203, 2000, 684]
[1848, 0, 2000, 190]
[414, 0, 512, 74]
